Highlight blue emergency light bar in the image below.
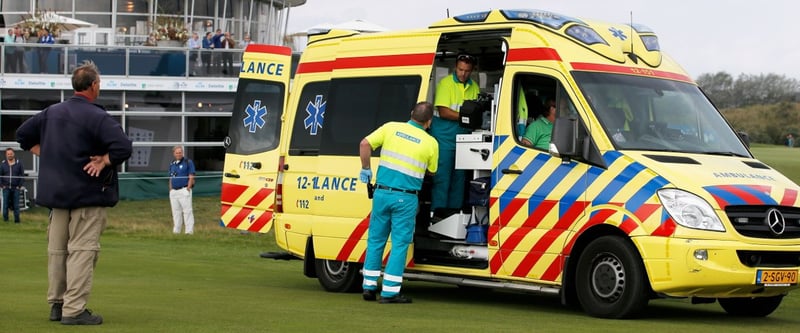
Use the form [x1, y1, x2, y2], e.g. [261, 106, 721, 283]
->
[628, 24, 660, 51]
[566, 25, 608, 45]
[500, 9, 584, 30]
[639, 35, 660, 51]
[500, 9, 607, 46]
[629, 23, 654, 33]
[452, 11, 491, 23]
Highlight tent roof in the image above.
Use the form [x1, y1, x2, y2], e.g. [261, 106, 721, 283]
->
[294, 19, 389, 36]
[330, 19, 388, 32]
[11, 12, 97, 31]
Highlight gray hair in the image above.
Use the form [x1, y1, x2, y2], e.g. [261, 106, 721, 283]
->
[71, 60, 100, 92]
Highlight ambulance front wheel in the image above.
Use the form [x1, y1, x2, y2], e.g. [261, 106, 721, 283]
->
[575, 235, 650, 319]
[315, 259, 363, 293]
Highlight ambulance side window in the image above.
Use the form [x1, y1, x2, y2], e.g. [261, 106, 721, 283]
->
[513, 74, 565, 150]
[289, 81, 330, 156]
[227, 79, 284, 154]
[320, 76, 422, 156]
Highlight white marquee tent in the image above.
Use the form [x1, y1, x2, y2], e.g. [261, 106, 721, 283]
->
[285, 19, 388, 51]
[11, 12, 97, 32]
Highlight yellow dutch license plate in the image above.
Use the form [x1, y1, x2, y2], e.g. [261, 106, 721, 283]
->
[756, 270, 798, 286]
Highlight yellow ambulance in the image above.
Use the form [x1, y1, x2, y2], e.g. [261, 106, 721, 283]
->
[220, 9, 800, 318]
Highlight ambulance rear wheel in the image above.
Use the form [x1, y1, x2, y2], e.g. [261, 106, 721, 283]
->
[575, 236, 649, 319]
[315, 259, 362, 293]
[719, 295, 783, 317]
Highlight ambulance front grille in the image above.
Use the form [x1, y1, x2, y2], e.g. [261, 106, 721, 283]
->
[725, 206, 800, 239]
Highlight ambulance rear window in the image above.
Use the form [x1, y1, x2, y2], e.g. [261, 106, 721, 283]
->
[320, 76, 422, 156]
[226, 79, 284, 154]
[289, 81, 330, 156]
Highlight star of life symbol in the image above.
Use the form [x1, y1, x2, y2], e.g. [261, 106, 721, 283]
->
[304, 95, 326, 135]
[609, 27, 627, 41]
[243, 100, 267, 133]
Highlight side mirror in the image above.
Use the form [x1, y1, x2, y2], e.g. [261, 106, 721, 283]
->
[737, 132, 750, 148]
[550, 117, 578, 160]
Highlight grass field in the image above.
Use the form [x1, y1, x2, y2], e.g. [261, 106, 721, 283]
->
[750, 143, 800, 181]
[1, 145, 800, 332]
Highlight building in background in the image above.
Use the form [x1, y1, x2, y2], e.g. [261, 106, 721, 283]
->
[0, 0, 306, 200]
[2, 0, 306, 46]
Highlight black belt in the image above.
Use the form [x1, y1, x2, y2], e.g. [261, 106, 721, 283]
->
[376, 184, 418, 195]
[172, 186, 187, 190]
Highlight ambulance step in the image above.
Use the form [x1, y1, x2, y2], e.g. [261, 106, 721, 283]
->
[403, 272, 561, 295]
[260, 251, 300, 260]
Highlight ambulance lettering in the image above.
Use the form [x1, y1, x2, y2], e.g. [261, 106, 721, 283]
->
[240, 61, 285, 76]
[242, 100, 267, 133]
[304, 95, 326, 135]
[296, 176, 358, 191]
[712, 172, 776, 181]
[239, 161, 259, 170]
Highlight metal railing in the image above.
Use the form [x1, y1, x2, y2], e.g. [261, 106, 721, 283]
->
[1, 43, 246, 78]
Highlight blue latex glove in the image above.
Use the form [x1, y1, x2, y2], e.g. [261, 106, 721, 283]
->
[359, 169, 372, 184]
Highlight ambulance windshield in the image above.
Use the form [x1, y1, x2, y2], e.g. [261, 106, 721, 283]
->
[574, 72, 750, 157]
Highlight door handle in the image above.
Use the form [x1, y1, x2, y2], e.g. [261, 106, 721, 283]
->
[224, 173, 240, 178]
[501, 169, 522, 175]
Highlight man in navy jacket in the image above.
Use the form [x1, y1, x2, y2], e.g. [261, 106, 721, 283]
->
[0, 148, 25, 223]
[17, 60, 132, 325]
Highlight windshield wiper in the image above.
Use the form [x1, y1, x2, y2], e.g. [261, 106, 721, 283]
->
[694, 151, 749, 158]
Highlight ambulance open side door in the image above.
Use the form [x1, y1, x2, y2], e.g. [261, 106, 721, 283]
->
[492, 68, 590, 281]
[220, 44, 292, 233]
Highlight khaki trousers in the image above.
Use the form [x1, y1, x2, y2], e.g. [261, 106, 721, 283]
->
[47, 207, 107, 317]
[169, 188, 194, 234]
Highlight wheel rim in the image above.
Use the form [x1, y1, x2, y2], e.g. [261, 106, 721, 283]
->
[591, 255, 625, 302]
[323, 260, 350, 280]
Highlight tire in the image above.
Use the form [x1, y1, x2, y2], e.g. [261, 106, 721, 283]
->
[314, 259, 363, 293]
[719, 295, 783, 317]
[575, 235, 650, 319]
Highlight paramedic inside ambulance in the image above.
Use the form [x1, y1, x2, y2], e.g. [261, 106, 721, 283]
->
[521, 98, 556, 150]
[430, 53, 479, 220]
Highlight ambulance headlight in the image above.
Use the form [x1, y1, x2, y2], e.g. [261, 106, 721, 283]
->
[657, 189, 725, 232]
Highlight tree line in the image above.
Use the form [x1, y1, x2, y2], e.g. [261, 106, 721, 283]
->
[696, 72, 799, 145]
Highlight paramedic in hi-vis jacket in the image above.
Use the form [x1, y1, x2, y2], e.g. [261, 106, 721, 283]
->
[358, 102, 439, 304]
[430, 53, 479, 219]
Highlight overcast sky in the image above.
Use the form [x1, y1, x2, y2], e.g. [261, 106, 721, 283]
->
[286, 0, 798, 80]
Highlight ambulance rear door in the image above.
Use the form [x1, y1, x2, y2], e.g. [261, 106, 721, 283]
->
[309, 32, 440, 263]
[220, 44, 292, 233]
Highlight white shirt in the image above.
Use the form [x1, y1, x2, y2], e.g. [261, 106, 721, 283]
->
[187, 37, 201, 49]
